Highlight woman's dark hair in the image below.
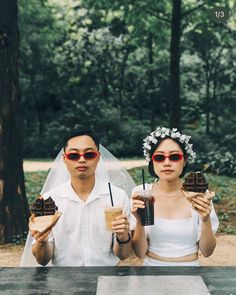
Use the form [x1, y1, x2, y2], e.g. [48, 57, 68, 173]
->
[63, 130, 99, 152]
[148, 136, 188, 179]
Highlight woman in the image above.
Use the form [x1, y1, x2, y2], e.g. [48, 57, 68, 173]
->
[132, 127, 219, 266]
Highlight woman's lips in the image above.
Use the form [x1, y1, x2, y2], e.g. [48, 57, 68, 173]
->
[162, 169, 174, 173]
[76, 166, 88, 171]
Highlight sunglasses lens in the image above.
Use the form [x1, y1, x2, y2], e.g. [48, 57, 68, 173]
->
[67, 153, 80, 161]
[152, 153, 183, 162]
[169, 154, 182, 161]
[153, 154, 165, 162]
[84, 152, 98, 159]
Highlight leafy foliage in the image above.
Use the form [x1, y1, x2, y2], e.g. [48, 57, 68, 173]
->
[25, 171, 48, 204]
[18, 0, 236, 178]
[197, 151, 236, 176]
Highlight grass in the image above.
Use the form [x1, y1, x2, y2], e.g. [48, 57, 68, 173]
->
[24, 158, 53, 162]
[24, 167, 236, 234]
[24, 171, 48, 205]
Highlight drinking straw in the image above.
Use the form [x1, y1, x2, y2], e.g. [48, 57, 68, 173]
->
[108, 182, 114, 206]
[142, 169, 145, 190]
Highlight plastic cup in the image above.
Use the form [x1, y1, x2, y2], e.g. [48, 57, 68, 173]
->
[104, 206, 123, 231]
[136, 189, 155, 226]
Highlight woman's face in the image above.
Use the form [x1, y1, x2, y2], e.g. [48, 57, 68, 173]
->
[152, 138, 185, 181]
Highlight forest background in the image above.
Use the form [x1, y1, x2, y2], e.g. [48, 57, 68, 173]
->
[19, 0, 236, 166]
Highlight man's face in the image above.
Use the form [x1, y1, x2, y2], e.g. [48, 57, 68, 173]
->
[63, 135, 100, 180]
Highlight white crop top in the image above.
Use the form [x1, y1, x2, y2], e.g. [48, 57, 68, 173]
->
[147, 211, 198, 257]
[133, 184, 219, 258]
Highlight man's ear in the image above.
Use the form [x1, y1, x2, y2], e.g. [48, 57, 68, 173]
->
[97, 151, 101, 160]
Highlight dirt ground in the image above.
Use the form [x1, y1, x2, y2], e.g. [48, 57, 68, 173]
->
[0, 234, 236, 267]
[1, 160, 234, 267]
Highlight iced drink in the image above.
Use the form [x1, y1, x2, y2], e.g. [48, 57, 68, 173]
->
[104, 206, 123, 231]
[136, 189, 155, 226]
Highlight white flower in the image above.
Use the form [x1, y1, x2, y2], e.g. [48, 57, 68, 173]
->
[161, 127, 168, 132]
[150, 138, 158, 144]
[171, 132, 178, 138]
[150, 131, 155, 137]
[185, 136, 190, 143]
[143, 142, 151, 150]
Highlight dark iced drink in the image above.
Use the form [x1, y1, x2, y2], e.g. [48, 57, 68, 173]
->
[136, 189, 155, 226]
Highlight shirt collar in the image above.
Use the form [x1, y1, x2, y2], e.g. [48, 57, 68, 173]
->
[59, 179, 110, 203]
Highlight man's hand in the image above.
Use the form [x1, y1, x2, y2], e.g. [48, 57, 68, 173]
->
[31, 228, 52, 245]
[111, 214, 130, 242]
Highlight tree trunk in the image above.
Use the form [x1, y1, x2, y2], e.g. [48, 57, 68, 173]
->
[147, 32, 156, 129]
[212, 79, 219, 133]
[205, 59, 210, 135]
[0, 0, 30, 244]
[118, 50, 129, 119]
[169, 0, 181, 129]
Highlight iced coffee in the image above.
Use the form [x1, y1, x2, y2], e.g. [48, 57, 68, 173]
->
[136, 189, 155, 226]
[104, 206, 123, 231]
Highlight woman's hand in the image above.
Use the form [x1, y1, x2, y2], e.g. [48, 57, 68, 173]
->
[191, 193, 212, 222]
[131, 193, 145, 222]
[112, 214, 130, 242]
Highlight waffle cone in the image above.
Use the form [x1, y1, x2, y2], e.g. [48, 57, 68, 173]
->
[29, 211, 62, 233]
[182, 190, 215, 202]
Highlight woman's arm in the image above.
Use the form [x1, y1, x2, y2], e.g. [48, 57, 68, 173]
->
[191, 195, 217, 257]
[132, 220, 148, 258]
[198, 218, 216, 257]
[131, 194, 148, 258]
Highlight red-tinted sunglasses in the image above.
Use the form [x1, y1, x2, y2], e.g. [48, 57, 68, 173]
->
[152, 153, 184, 162]
[65, 151, 99, 161]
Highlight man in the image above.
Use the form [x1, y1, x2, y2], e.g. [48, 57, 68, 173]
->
[31, 131, 133, 266]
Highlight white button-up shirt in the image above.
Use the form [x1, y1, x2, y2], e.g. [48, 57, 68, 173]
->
[42, 179, 132, 266]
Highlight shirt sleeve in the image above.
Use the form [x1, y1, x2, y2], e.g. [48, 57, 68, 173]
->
[197, 201, 219, 241]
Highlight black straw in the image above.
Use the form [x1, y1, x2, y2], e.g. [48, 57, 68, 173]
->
[142, 169, 145, 190]
[108, 182, 114, 206]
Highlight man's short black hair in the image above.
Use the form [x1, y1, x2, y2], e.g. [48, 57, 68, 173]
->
[63, 130, 99, 152]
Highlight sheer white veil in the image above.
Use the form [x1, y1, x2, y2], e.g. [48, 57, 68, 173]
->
[20, 144, 136, 266]
[41, 144, 135, 196]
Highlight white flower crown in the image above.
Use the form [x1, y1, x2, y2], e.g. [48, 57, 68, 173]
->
[143, 127, 196, 164]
